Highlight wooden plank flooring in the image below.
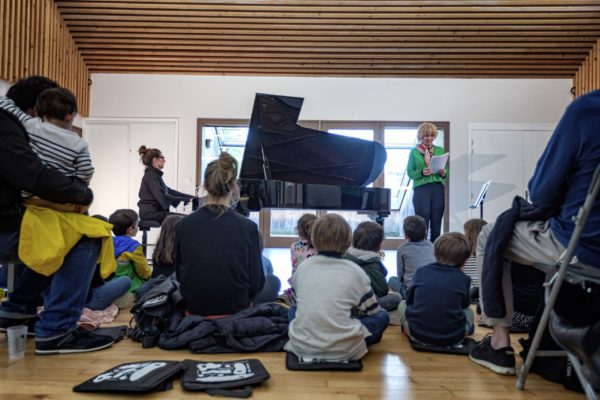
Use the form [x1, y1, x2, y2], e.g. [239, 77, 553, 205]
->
[0, 308, 585, 399]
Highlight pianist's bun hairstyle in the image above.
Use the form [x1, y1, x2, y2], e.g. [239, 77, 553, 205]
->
[311, 213, 352, 254]
[204, 151, 239, 200]
[138, 145, 162, 167]
[296, 213, 317, 245]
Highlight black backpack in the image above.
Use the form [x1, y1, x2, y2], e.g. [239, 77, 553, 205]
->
[129, 274, 182, 348]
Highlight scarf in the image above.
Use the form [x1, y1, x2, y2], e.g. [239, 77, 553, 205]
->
[417, 144, 434, 166]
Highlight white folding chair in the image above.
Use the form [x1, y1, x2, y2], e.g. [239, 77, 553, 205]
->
[517, 163, 600, 399]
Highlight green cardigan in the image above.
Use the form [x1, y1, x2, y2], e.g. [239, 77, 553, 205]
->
[406, 145, 448, 188]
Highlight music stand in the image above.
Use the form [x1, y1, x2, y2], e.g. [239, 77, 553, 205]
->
[470, 180, 491, 219]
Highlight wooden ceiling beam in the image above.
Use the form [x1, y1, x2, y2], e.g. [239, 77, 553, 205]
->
[79, 49, 586, 59]
[56, 9, 600, 19]
[67, 26, 600, 36]
[75, 43, 591, 52]
[85, 60, 577, 70]
[63, 20, 600, 31]
[54, 0, 600, 8]
[59, 15, 600, 26]
[70, 32, 600, 43]
[85, 65, 572, 76]
[82, 55, 583, 64]
[72, 37, 594, 47]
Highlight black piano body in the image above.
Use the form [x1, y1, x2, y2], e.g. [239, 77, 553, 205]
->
[238, 179, 391, 223]
[235, 93, 391, 224]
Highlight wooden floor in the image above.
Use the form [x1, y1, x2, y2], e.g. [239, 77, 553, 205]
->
[0, 307, 585, 400]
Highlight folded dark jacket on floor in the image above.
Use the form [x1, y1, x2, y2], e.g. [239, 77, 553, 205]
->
[158, 303, 289, 353]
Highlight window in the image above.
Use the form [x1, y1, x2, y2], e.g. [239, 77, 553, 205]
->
[198, 119, 449, 249]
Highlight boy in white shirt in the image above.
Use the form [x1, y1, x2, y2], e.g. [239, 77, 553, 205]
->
[285, 214, 390, 361]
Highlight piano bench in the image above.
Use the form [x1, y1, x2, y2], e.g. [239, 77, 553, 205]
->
[138, 220, 161, 257]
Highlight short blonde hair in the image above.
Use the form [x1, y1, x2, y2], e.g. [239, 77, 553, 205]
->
[417, 122, 438, 142]
[311, 214, 352, 254]
[434, 232, 471, 268]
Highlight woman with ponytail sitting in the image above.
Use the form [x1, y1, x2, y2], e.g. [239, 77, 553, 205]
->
[174, 152, 265, 316]
[137, 145, 194, 223]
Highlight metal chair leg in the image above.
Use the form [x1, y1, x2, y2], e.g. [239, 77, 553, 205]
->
[141, 230, 148, 257]
[567, 353, 598, 400]
[516, 271, 565, 389]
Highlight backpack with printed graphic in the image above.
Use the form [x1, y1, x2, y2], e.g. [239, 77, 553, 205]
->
[181, 359, 270, 398]
[73, 361, 184, 393]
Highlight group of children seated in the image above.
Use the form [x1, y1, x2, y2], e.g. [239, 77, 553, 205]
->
[280, 211, 490, 361]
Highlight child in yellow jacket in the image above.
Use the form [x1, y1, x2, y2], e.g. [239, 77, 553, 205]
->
[109, 209, 152, 293]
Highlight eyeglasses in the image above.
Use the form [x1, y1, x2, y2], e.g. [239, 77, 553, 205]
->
[158, 156, 165, 160]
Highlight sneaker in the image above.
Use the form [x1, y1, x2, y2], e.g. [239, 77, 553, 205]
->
[35, 327, 114, 355]
[469, 335, 516, 375]
[0, 315, 38, 337]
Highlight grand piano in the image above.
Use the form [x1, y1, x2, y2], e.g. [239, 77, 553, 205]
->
[237, 93, 391, 223]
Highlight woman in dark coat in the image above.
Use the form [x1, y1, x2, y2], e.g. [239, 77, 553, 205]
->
[175, 151, 265, 316]
[137, 145, 194, 223]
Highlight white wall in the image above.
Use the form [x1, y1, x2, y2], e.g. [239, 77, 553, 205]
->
[0, 79, 11, 96]
[89, 74, 572, 232]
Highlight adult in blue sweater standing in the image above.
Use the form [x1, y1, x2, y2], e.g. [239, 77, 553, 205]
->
[470, 90, 600, 379]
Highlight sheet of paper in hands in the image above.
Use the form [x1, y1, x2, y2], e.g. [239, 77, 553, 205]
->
[429, 153, 449, 172]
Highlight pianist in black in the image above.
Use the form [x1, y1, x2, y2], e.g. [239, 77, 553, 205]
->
[137, 145, 195, 223]
[174, 152, 265, 316]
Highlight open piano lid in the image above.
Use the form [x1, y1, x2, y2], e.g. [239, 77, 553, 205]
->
[239, 93, 387, 187]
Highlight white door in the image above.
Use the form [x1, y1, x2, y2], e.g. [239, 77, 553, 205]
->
[83, 118, 178, 219]
[470, 124, 554, 222]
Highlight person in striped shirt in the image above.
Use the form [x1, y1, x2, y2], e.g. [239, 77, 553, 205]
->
[0, 87, 93, 212]
[284, 214, 390, 362]
[463, 218, 488, 288]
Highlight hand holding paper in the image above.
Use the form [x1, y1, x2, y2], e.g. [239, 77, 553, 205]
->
[429, 153, 449, 173]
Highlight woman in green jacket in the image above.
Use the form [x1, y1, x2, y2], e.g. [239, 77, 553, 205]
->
[406, 122, 447, 243]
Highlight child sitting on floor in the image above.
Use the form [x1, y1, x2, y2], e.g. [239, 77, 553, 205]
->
[109, 209, 152, 293]
[389, 215, 435, 298]
[285, 214, 389, 361]
[343, 221, 401, 311]
[398, 232, 474, 346]
[463, 218, 488, 288]
[290, 213, 318, 272]
[151, 214, 184, 278]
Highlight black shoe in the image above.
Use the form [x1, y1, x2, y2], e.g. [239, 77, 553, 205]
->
[469, 335, 516, 375]
[549, 313, 600, 387]
[0, 315, 38, 337]
[35, 327, 114, 355]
